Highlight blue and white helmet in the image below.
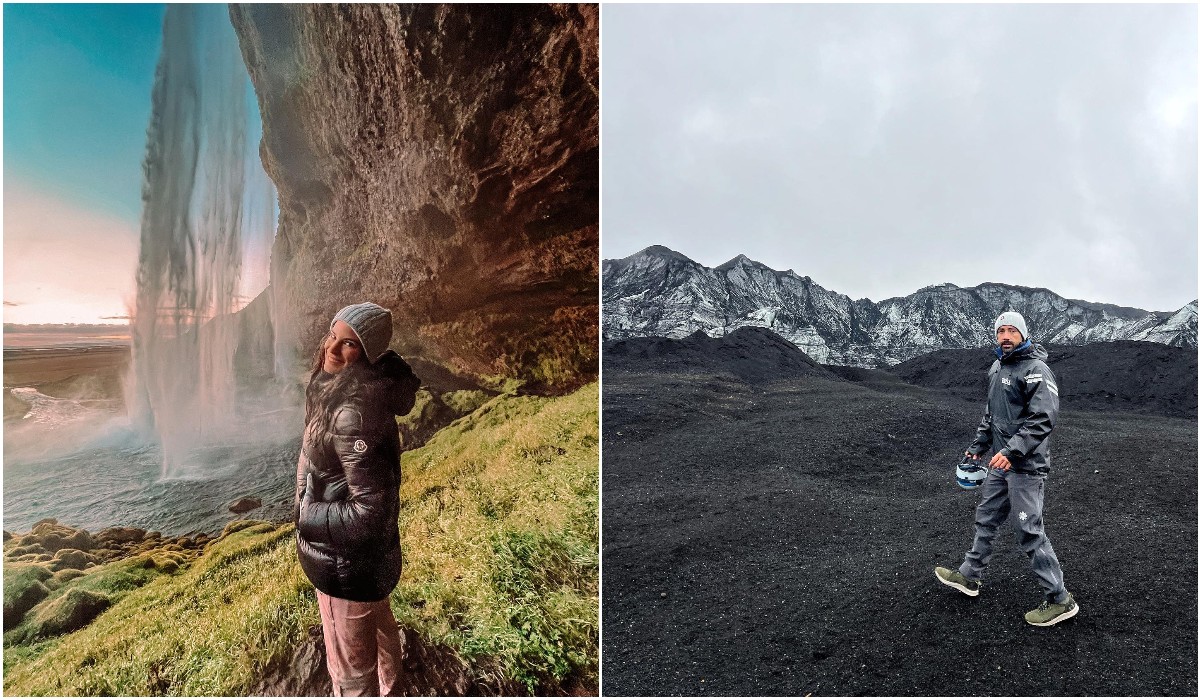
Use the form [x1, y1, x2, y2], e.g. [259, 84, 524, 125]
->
[956, 456, 988, 490]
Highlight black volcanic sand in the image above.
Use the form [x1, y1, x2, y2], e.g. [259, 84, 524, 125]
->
[602, 338, 1197, 696]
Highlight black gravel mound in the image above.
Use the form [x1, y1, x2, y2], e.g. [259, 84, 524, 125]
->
[603, 327, 836, 383]
[887, 341, 1197, 418]
[602, 361, 1197, 696]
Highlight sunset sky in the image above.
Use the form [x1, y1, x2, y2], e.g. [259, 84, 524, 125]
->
[4, 4, 271, 326]
[4, 4, 163, 324]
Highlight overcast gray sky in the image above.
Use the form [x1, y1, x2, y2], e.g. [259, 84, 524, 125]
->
[602, 4, 1197, 312]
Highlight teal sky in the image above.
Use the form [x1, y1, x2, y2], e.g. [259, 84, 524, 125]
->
[3, 4, 272, 325]
[5, 3, 165, 222]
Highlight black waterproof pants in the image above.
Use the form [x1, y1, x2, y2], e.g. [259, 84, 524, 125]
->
[958, 468, 1068, 603]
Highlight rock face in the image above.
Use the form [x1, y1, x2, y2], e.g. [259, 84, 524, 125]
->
[603, 245, 1198, 367]
[229, 5, 598, 391]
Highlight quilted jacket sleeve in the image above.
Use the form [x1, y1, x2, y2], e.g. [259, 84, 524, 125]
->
[297, 406, 393, 550]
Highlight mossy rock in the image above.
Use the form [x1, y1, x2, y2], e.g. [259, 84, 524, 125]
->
[220, 519, 274, 537]
[152, 557, 180, 574]
[7, 545, 45, 559]
[22, 587, 112, 641]
[50, 569, 87, 587]
[26, 522, 94, 554]
[398, 389, 494, 449]
[442, 389, 491, 415]
[50, 549, 97, 572]
[3, 564, 53, 628]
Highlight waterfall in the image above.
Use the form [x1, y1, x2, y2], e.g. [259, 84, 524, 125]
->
[127, 5, 276, 477]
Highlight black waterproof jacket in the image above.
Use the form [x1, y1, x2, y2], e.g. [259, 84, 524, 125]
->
[294, 351, 419, 602]
[968, 341, 1059, 475]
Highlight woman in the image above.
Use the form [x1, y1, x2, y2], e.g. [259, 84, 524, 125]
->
[294, 302, 420, 696]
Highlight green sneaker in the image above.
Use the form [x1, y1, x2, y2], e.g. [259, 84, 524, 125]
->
[934, 566, 981, 597]
[1025, 593, 1080, 626]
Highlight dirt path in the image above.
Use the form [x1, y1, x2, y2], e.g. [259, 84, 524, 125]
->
[602, 370, 1197, 696]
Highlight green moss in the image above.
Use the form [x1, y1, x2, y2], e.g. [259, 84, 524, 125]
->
[3, 564, 53, 627]
[441, 389, 490, 416]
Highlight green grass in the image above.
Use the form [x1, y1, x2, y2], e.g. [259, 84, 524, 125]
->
[2, 383, 599, 695]
[394, 382, 599, 693]
[3, 522, 310, 695]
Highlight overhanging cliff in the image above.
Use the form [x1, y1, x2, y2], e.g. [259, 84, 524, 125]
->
[229, 4, 598, 391]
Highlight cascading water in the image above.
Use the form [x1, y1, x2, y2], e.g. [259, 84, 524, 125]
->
[126, 5, 277, 477]
[5, 6, 302, 536]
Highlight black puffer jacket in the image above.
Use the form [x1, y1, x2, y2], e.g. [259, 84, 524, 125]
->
[294, 350, 420, 602]
[968, 341, 1059, 475]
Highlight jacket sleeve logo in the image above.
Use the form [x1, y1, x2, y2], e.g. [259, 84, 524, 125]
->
[353, 439, 368, 453]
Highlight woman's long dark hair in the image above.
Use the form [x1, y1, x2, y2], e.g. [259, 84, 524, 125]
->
[304, 333, 419, 441]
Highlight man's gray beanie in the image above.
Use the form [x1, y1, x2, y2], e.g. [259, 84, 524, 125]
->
[332, 302, 393, 363]
[994, 311, 1028, 341]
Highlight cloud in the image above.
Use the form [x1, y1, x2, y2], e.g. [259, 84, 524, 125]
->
[602, 4, 1197, 311]
[3, 181, 140, 324]
[4, 301, 20, 307]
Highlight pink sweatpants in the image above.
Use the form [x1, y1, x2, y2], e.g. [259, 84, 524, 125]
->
[316, 591, 404, 696]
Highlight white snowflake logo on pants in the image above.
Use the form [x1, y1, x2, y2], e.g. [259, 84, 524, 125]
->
[1018, 511, 1028, 522]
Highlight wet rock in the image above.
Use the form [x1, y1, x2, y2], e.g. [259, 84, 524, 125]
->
[96, 527, 147, 545]
[229, 497, 263, 514]
[3, 531, 13, 542]
[229, 4, 599, 392]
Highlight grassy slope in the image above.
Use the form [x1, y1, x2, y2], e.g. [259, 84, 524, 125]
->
[2, 383, 598, 695]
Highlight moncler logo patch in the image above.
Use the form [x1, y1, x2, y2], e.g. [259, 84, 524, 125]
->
[353, 440, 368, 452]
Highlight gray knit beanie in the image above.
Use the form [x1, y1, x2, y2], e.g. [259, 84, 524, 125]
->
[331, 302, 393, 364]
[993, 311, 1028, 341]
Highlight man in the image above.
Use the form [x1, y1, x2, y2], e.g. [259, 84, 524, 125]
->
[934, 311, 1079, 627]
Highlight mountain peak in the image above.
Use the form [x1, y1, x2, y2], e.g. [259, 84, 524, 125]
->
[630, 245, 696, 264]
[715, 253, 762, 271]
[915, 282, 960, 293]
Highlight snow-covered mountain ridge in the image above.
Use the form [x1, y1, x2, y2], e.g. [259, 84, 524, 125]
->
[603, 245, 1198, 367]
